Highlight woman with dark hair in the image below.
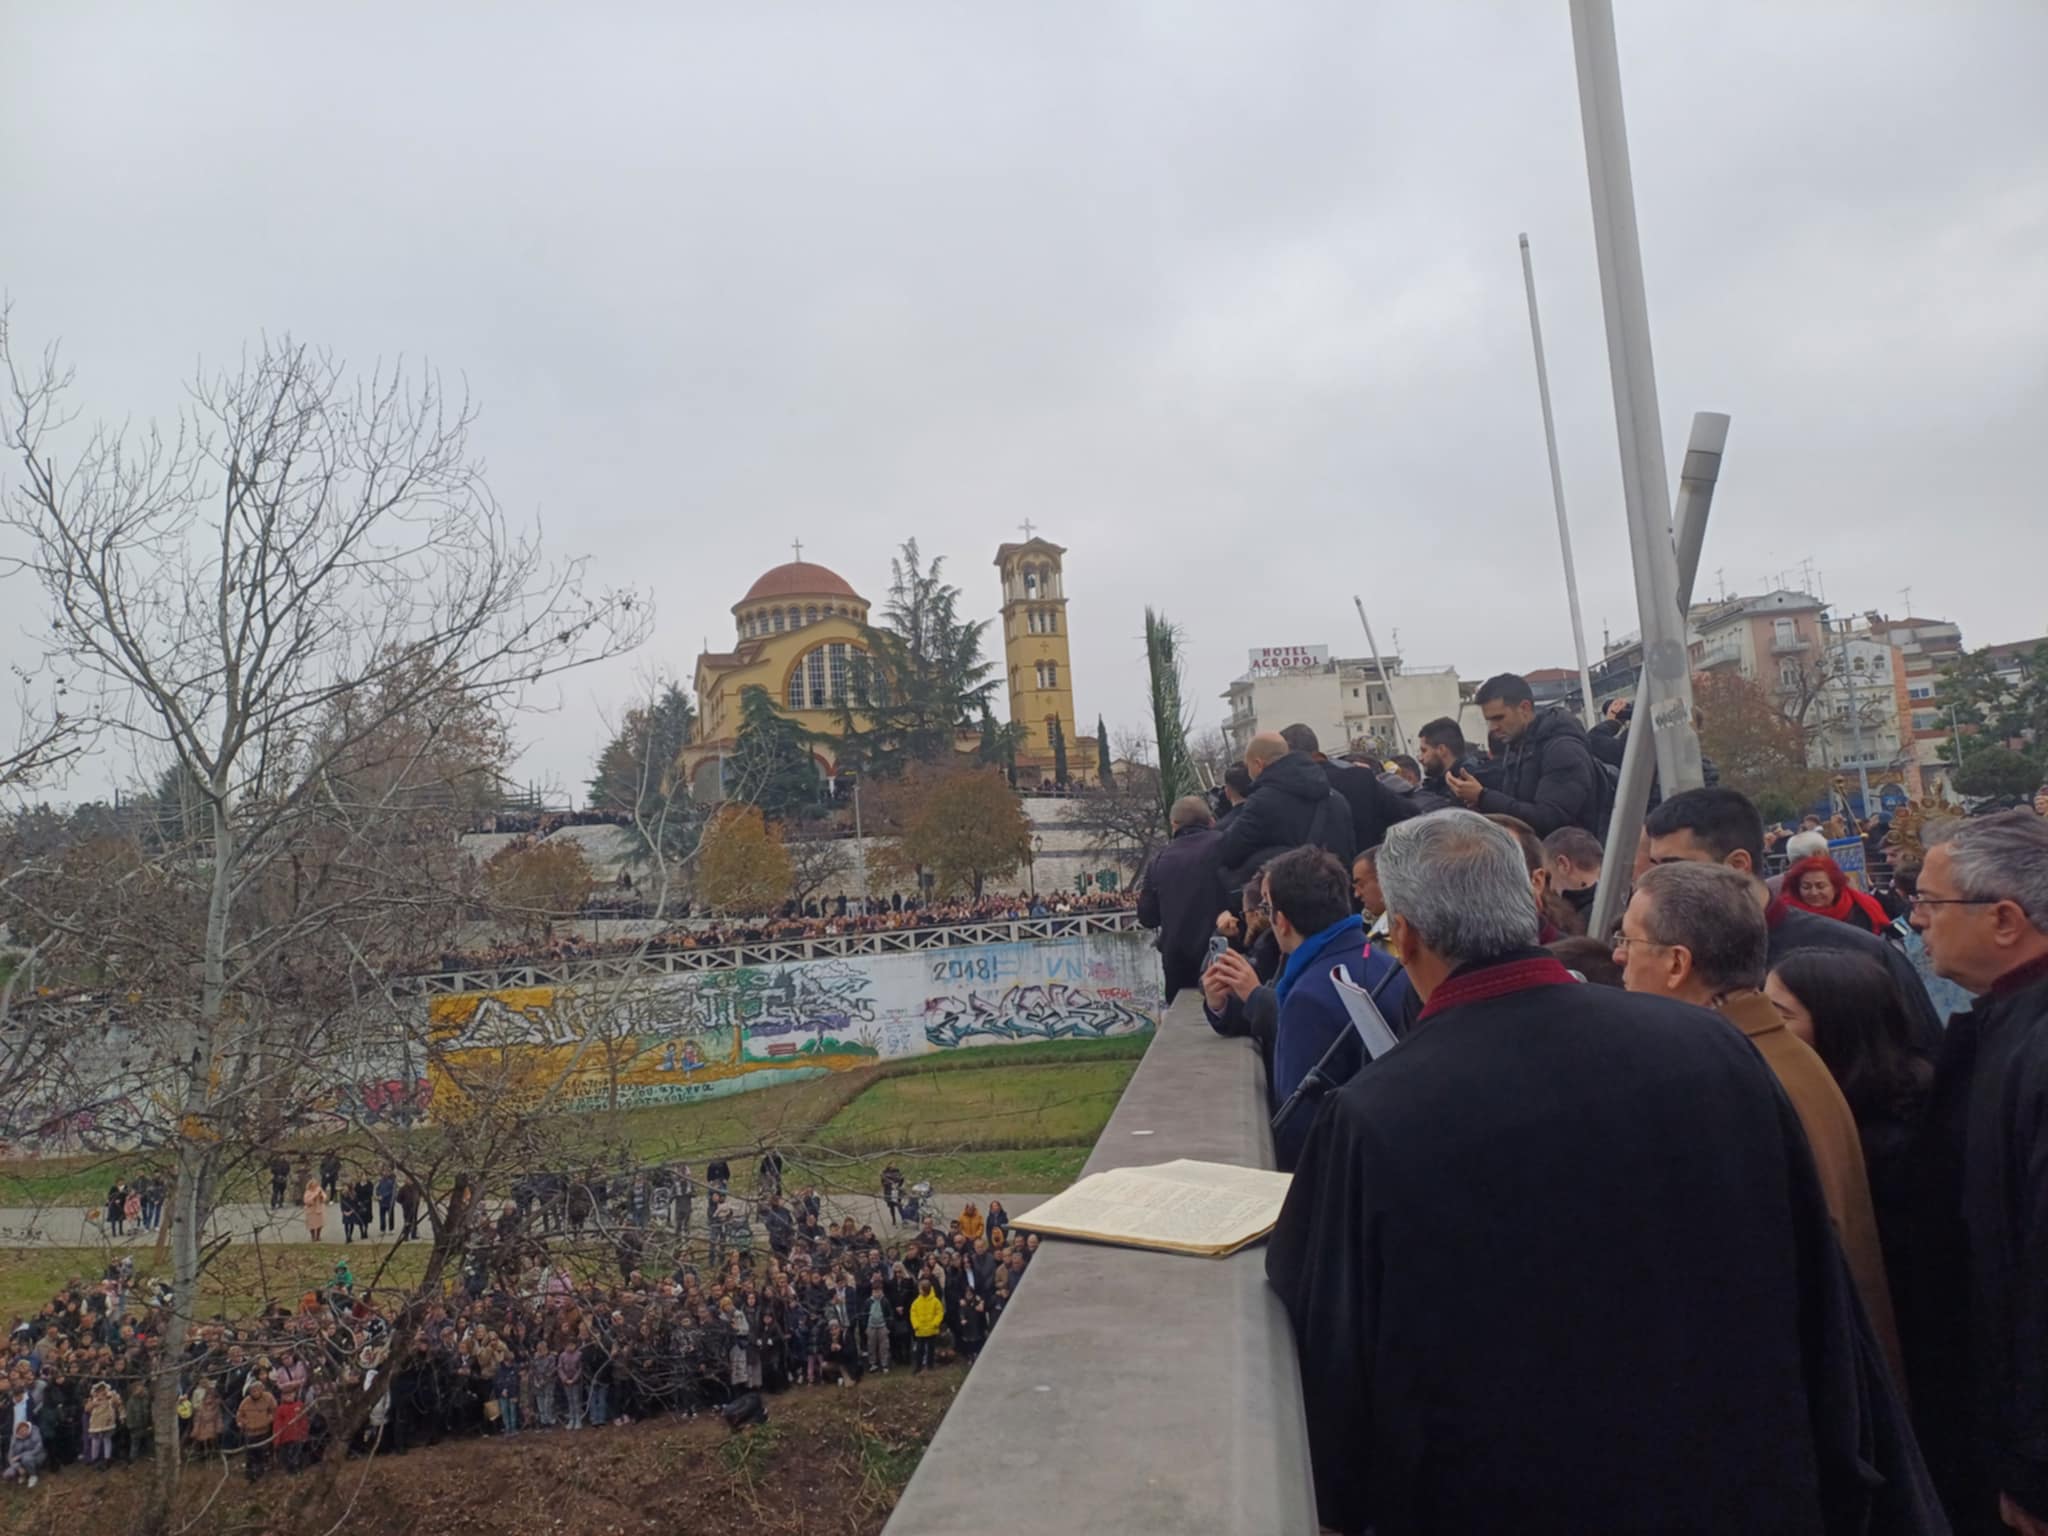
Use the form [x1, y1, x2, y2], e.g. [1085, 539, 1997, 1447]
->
[1765, 946, 1933, 1283]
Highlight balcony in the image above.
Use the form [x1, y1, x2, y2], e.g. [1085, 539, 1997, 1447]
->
[1771, 635, 1813, 655]
[885, 990, 1316, 1535]
[1696, 635, 1743, 669]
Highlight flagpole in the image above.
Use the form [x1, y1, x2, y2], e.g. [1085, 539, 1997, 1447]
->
[1519, 233, 1598, 728]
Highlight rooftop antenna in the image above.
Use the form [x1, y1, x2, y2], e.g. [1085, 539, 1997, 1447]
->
[1898, 585, 1913, 616]
[1715, 567, 1728, 600]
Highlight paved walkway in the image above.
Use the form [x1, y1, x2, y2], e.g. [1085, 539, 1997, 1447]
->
[0, 1190, 1047, 1249]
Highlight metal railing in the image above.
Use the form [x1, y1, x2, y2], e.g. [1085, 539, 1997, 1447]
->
[397, 909, 1144, 995]
[883, 990, 1317, 1535]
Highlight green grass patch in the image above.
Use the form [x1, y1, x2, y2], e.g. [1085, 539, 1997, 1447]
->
[0, 1240, 431, 1321]
[0, 1032, 1154, 1214]
[813, 1062, 1137, 1155]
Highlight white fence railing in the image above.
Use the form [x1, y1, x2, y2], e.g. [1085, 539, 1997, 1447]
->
[398, 909, 1144, 996]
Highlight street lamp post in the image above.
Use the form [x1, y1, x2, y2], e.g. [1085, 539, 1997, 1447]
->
[1029, 835, 1042, 898]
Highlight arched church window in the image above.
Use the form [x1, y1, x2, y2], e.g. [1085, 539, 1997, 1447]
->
[787, 670, 805, 708]
[806, 605, 819, 626]
[772, 610, 785, 633]
[828, 643, 849, 703]
[807, 649, 827, 709]
[787, 606, 801, 630]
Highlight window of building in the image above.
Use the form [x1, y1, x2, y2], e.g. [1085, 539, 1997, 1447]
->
[1779, 661, 1801, 686]
[805, 605, 818, 626]
[786, 606, 801, 630]
[772, 609, 785, 633]
[1774, 617, 1796, 645]
[1036, 661, 1059, 690]
[786, 671, 804, 708]
[805, 649, 827, 709]
[1024, 568, 1040, 598]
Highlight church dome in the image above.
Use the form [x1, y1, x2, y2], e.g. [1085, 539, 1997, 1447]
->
[738, 561, 862, 607]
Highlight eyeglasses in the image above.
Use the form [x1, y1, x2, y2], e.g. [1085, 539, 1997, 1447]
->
[1904, 893, 2003, 909]
[1610, 934, 1670, 956]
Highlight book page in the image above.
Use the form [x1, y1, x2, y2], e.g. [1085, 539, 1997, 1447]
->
[1013, 1159, 1293, 1256]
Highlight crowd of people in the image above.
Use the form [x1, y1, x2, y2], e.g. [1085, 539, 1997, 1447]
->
[406, 891, 1134, 977]
[5, 1160, 1037, 1490]
[1137, 672, 2048, 1535]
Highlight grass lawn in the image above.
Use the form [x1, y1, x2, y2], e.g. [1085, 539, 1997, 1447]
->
[0, 1032, 1154, 1213]
[0, 1239, 432, 1320]
[812, 1062, 1137, 1154]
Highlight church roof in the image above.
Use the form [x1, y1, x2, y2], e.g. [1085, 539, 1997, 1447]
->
[740, 561, 862, 605]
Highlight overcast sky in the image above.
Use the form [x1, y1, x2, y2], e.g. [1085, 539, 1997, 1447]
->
[5, 2, 2044, 799]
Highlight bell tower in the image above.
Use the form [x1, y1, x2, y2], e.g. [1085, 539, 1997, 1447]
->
[994, 531, 1083, 787]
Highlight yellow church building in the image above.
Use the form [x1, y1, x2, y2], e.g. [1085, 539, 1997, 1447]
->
[683, 536, 1090, 798]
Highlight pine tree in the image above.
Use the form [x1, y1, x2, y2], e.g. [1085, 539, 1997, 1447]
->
[1051, 717, 1069, 786]
[1095, 715, 1114, 788]
[729, 686, 823, 822]
[840, 540, 999, 776]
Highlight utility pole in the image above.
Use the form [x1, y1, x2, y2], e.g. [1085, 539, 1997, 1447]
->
[851, 776, 869, 917]
[1569, 0, 1702, 796]
[1587, 412, 1729, 939]
[1519, 233, 1598, 728]
[1352, 597, 1410, 753]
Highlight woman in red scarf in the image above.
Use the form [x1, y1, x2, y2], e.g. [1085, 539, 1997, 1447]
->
[1783, 854, 1890, 934]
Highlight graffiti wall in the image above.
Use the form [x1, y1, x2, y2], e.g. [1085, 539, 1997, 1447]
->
[424, 929, 1162, 1116]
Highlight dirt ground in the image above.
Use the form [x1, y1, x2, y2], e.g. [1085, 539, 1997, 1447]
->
[0, 1367, 962, 1536]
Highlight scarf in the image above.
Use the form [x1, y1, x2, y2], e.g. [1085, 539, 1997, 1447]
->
[1274, 914, 1366, 1006]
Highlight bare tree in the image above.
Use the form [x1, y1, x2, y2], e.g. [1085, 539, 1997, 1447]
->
[0, 322, 648, 1528]
[783, 825, 853, 909]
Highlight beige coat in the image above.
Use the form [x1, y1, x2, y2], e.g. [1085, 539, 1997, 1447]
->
[1720, 990, 1905, 1389]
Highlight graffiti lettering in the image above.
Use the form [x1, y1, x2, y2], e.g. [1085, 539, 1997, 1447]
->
[922, 983, 1153, 1048]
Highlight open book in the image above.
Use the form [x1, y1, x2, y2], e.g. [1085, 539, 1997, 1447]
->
[1010, 1158, 1294, 1258]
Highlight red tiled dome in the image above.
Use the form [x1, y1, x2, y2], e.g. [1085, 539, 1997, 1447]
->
[738, 561, 862, 606]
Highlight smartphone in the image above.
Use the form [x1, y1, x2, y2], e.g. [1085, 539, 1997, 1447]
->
[1202, 934, 1232, 971]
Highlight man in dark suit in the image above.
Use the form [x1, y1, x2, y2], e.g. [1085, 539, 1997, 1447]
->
[1136, 795, 1228, 1003]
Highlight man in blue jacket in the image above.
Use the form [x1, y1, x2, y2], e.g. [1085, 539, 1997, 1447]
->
[1203, 845, 1411, 1169]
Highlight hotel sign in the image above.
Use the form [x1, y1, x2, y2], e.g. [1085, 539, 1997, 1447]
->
[1248, 645, 1329, 676]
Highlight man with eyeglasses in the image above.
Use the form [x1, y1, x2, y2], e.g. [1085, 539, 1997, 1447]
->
[1903, 810, 2048, 1535]
[1642, 787, 1945, 1052]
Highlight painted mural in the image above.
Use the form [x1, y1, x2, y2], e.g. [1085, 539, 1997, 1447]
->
[424, 930, 1161, 1117]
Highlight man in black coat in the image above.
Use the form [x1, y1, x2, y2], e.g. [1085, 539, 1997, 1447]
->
[1279, 723, 1419, 854]
[1643, 787, 1944, 1055]
[1211, 733, 1355, 891]
[1135, 795, 1228, 1002]
[1449, 673, 1604, 837]
[1590, 695, 1720, 804]
[1268, 811, 1943, 1536]
[1899, 810, 2048, 1535]
[1410, 717, 1474, 814]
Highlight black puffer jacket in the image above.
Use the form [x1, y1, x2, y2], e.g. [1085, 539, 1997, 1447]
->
[1323, 760, 1422, 853]
[1589, 718, 1720, 806]
[1213, 751, 1356, 890]
[1475, 708, 1602, 836]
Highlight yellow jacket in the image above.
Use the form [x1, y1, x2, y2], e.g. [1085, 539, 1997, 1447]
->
[910, 1293, 945, 1338]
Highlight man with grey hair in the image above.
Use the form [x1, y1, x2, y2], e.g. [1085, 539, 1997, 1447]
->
[1619, 862, 1900, 1386]
[1135, 793, 1226, 1003]
[1268, 811, 1937, 1535]
[1904, 809, 2048, 1534]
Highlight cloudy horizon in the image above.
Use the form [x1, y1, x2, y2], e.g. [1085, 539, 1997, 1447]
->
[4, 2, 2044, 801]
